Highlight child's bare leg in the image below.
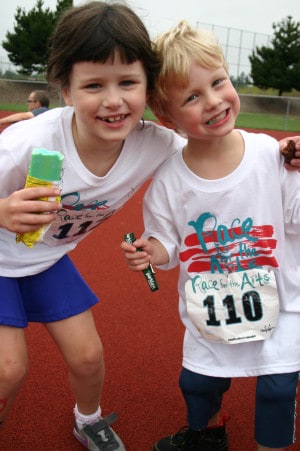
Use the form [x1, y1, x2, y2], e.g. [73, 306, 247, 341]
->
[0, 326, 28, 425]
[45, 309, 104, 414]
[207, 411, 221, 427]
[257, 446, 284, 451]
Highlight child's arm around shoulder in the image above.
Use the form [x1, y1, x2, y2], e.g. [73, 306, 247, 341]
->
[121, 236, 169, 272]
[279, 136, 300, 171]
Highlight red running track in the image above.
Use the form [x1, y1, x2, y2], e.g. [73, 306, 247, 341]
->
[1, 122, 299, 450]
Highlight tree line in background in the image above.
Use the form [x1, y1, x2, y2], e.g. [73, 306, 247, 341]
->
[1, 0, 72, 75]
[1, 1, 300, 96]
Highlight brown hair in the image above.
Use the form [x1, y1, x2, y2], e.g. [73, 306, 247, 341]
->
[46, 1, 160, 94]
[32, 90, 50, 108]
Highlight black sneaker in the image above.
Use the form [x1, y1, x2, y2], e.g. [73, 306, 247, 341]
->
[152, 423, 228, 451]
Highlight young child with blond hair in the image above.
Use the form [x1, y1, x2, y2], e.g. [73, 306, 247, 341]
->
[122, 20, 300, 451]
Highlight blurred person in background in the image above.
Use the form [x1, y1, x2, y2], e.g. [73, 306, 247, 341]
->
[0, 90, 50, 126]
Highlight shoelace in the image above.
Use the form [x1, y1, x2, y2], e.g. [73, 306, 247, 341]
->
[84, 412, 119, 447]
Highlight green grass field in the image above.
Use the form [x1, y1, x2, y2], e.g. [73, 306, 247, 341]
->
[143, 108, 299, 132]
[235, 112, 299, 131]
[1, 103, 299, 132]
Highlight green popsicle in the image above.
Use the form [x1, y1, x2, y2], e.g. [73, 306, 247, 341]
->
[28, 148, 64, 181]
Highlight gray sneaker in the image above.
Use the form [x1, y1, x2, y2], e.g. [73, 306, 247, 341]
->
[73, 412, 126, 450]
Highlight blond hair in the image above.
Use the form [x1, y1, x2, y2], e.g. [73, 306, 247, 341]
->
[148, 20, 228, 117]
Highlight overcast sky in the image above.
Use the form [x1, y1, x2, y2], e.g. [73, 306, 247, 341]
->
[1, 0, 299, 62]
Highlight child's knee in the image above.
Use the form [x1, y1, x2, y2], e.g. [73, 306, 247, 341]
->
[0, 357, 28, 388]
[69, 341, 104, 377]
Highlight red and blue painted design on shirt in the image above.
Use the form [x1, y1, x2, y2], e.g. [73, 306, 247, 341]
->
[180, 212, 278, 273]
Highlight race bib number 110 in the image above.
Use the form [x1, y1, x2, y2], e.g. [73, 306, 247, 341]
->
[185, 269, 279, 344]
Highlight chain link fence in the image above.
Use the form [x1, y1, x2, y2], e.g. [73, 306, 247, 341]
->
[238, 94, 300, 131]
[195, 22, 272, 80]
[0, 23, 271, 81]
[0, 23, 299, 131]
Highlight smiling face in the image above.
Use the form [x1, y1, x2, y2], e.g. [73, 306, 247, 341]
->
[164, 61, 240, 142]
[62, 52, 148, 150]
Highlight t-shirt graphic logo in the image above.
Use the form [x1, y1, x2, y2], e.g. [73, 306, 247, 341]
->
[180, 212, 278, 273]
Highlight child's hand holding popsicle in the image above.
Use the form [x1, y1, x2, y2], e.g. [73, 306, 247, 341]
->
[12, 148, 64, 247]
[0, 185, 61, 234]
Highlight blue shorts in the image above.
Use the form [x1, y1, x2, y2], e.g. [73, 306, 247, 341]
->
[180, 367, 298, 448]
[0, 255, 98, 328]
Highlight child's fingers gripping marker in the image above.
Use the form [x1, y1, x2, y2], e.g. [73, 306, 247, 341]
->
[124, 232, 159, 292]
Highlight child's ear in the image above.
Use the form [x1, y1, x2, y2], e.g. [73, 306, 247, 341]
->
[156, 113, 176, 130]
[61, 87, 73, 106]
[156, 114, 187, 138]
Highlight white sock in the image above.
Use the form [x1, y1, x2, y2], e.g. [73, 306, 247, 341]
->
[74, 404, 102, 430]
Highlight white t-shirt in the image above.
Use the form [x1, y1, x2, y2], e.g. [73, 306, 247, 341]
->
[0, 106, 185, 276]
[143, 130, 300, 377]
